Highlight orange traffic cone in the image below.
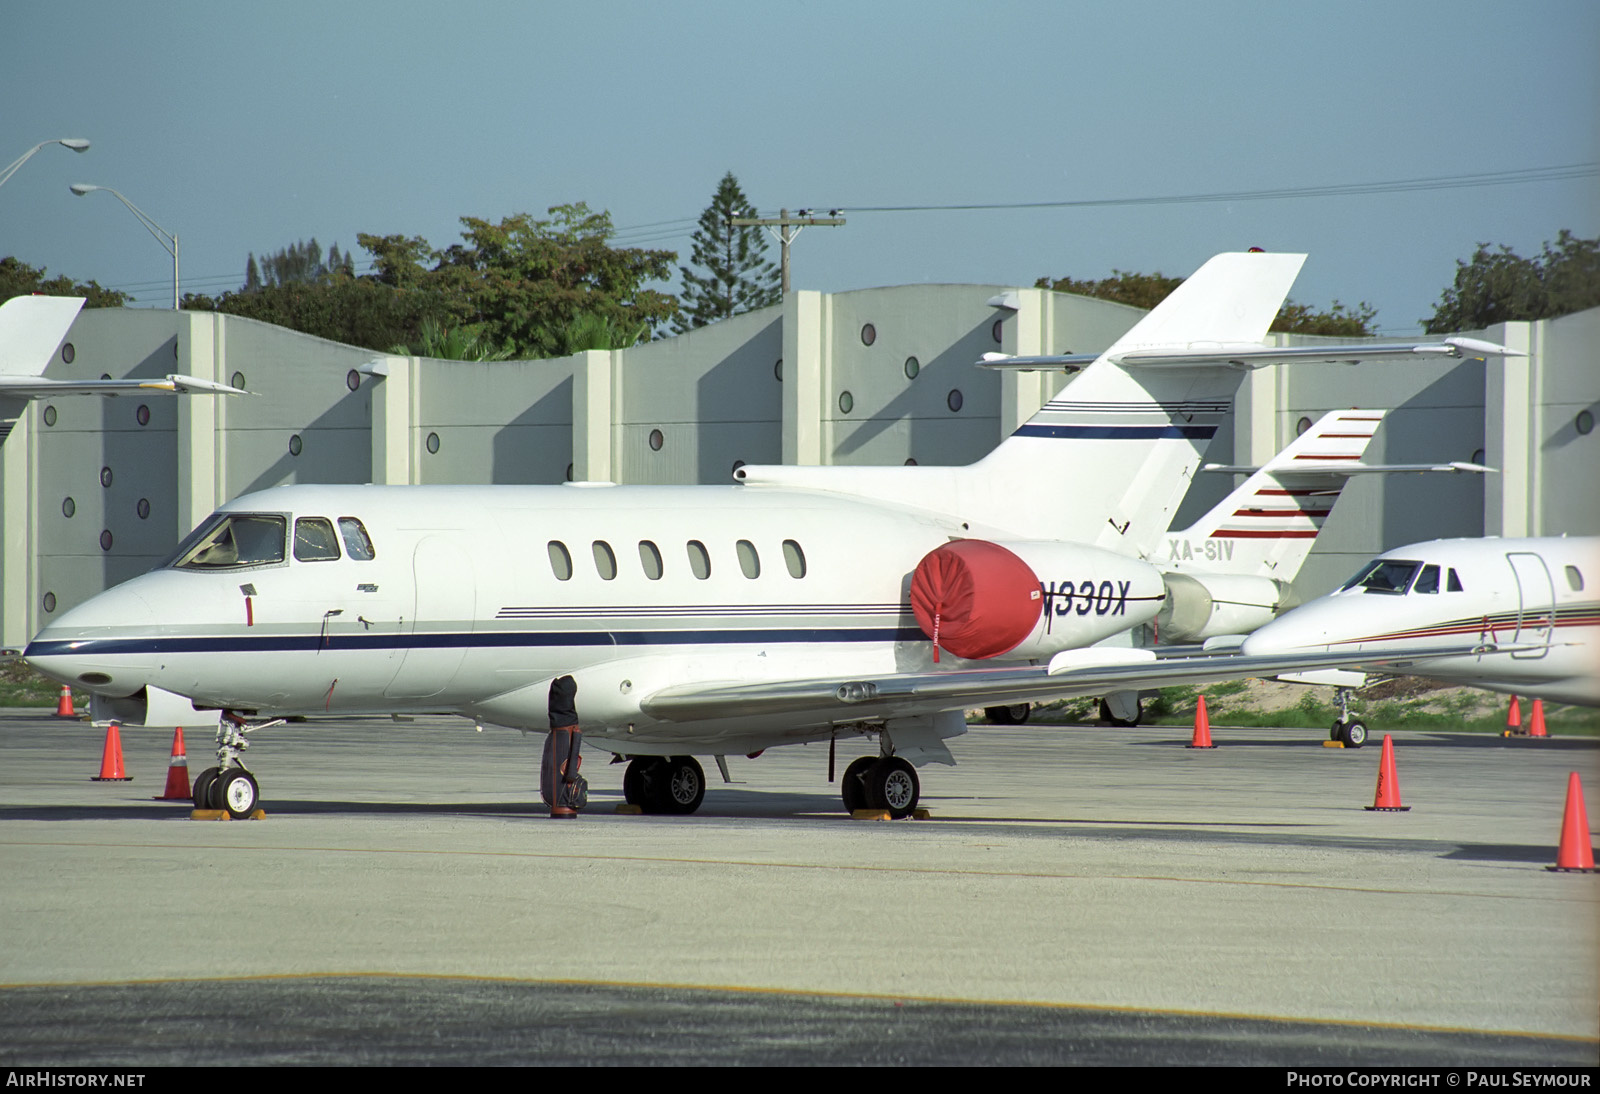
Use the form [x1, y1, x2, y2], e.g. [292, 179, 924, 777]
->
[156, 727, 191, 801]
[1187, 694, 1216, 749]
[1528, 699, 1549, 739]
[1364, 734, 1410, 811]
[53, 686, 75, 719]
[91, 723, 132, 782]
[1503, 694, 1523, 736]
[1547, 772, 1596, 873]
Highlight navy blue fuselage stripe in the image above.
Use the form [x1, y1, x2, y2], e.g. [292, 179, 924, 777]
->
[1015, 424, 1218, 439]
[25, 627, 931, 658]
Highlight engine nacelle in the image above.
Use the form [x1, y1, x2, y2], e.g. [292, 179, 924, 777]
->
[1157, 572, 1299, 643]
[910, 539, 1163, 662]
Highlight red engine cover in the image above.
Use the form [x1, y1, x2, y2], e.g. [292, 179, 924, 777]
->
[910, 540, 1043, 660]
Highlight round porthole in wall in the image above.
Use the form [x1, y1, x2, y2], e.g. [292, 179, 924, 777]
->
[861, 323, 876, 347]
[731, 459, 745, 476]
[904, 457, 918, 466]
[137, 498, 151, 520]
[904, 356, 920, 379]
[426, 432, 440, 454]
[649, 429, 664, 451]
[991, 319, 1004, 344]
[100, 467, 112, 488]
[565, 463, 574, 481]
[231, 371, 246, 391]
[1578, 410, 1595, 436]
[839, 391, 854, 414]
[99, 529, 113, 551]
[136, 404, 150, 427]
[346, 369, 361, 392]
[289, 434, 303, 457]
[42, 406, 57, 427]
[62, 497, 75, 518]
[947, 389, 963, 413]
[1472, 448, 1486, 465]
[42, 592, 56, 614]
[1296, 416, 1312, 436]
[774, 359, 782, 381]
[61, 343, 75, 364]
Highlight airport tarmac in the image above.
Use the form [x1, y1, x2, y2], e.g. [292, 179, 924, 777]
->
[1, 709, 1596, 1066]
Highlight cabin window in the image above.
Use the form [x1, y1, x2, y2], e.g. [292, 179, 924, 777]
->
[174, 514, 287, 570]
[338, 517, 375, 560]
[1413, 564, 1440, 594]
[592, 540, 618, 580]
[548, 541, 573, 581]
[783, 539, 807, 579]
[1447, 569, 1464, 592]
[1567, 565, 1585, 592]
[686, 540, 711, 580]
[638, 540, 664, 580]
[293, 518, 341, 562]
[737, 540, 761, 579]
[1340, 558, 1420, 595]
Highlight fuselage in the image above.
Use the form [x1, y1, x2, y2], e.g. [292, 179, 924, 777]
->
[1241, 536, 1600, 706]
[26, 482, 1166, 754]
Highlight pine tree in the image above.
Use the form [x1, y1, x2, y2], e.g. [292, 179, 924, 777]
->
[676, 172, 779, 332]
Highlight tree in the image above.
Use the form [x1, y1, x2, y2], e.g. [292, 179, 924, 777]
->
[0, 256, 128, 308]
[1036, 268, 1377, 336]
[244, 239, 354, 291]
[675, 172, 779, 332]
[1423, 231, 1600, 333]
[389, 317, 514, 361]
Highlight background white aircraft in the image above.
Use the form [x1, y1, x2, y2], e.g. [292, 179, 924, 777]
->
[1241, 535, 1600, 744]
[24, 253, 1501, 819]
[0, 295, 243, 440]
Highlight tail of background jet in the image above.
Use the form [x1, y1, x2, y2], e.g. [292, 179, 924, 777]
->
[0, 296, 84, 378]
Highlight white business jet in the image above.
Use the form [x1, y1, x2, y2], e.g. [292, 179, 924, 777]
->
[24, 253, 1510, 819]
[0, 296, 243, 440]
[1241, 535, 1600, 742]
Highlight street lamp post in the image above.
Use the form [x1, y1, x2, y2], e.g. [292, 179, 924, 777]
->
[0, 138, 90, 189]
[70, 183, 179, 310]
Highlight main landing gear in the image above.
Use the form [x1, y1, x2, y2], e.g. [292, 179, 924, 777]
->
[193, 712, 280, 818]
[984, 703, 1031, 725]
[839, 755, 920, 819]
[1329, 687, 1368, 748]
[622, 755, 707, 815]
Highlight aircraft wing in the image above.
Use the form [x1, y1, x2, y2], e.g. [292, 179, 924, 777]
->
[0, 375, 246, 397]
[980, 336, 1522, 372]
[638, 644, 1480, 723]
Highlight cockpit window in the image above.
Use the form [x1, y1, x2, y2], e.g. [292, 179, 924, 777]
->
[1447, 568, 1464, 592]
[173, 514, 287, 570]
[1413, 564, 1440, 594]
[339, 517, 375, 560]
[294, 517, 341, 562]
[1341, 559, 1422, 595]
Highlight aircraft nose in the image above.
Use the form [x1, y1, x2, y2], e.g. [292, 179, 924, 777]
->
[1240, 611, 1328, 657]
[23, 584, 158, 698]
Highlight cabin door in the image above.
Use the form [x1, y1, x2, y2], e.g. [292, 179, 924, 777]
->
[1505, 552, 1554, 659]
[385, 536, 477, 698]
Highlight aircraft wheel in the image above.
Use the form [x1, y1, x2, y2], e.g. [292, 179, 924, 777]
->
[840, 756, 875, 813]
[1341, 721, 1368, 749]
[655, 756, 705, 815]
[1098, 699, 1143, 727]
[192, 766, 221, 810]
[1330, 721, 1344, 743]
[622, 758, 651, 806]
[218, 769, 259, 819]
[985, 704, 1031, 725]
[865, 757, 919, 819]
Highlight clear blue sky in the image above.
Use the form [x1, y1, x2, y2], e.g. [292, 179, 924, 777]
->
[3, 0, 1597, 334]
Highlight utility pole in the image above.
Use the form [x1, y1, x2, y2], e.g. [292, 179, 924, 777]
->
[729, 208, 845, 294]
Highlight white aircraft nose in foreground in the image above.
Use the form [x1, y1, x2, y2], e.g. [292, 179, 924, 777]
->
[25, 252, 1511, 819]
[1243, 536, 1600, 711]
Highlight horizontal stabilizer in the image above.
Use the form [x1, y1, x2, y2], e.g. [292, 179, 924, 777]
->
[0, 296, 84, 377]
[1203, 460, 1495, 475]
[981, 335, 1524, 372]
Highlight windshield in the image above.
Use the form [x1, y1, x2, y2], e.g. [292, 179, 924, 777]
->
[1340, 558, 1422, 595]
[172, 514, 287, 570]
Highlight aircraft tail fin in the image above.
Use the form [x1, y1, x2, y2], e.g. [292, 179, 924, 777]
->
[1166, 409, 1385, 581]
[0, 296, 85, 377]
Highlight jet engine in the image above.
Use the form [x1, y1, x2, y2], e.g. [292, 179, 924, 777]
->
[1157, 572, 1299, 644]
[910, 539, 1163, 662]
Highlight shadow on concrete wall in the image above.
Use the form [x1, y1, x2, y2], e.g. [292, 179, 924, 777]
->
[492, 378, 573, 485]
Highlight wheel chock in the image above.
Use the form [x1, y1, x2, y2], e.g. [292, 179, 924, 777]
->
[850, 809, 892, 820]
[910, 807, 933, 820]
[1322, 740, 1345, 748]
[188, 808, 267, 821]
[613, 803, 643, 815]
